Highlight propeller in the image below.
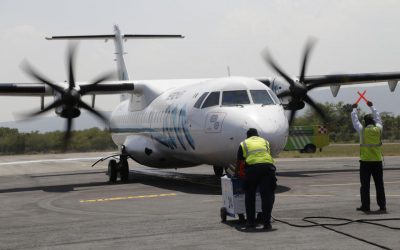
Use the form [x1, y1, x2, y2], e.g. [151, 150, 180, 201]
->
[21, 43, 115, 150]
[264, 39, 327, 125]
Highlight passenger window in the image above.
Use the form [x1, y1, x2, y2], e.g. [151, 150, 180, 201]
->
[202, 92, 220, 108]
[222, 90, 250, 106]
[194, 92, 209, 109]
[250, 90, 275, 105]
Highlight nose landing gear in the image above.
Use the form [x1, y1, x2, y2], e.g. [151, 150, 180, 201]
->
[213, 166, 224, 177]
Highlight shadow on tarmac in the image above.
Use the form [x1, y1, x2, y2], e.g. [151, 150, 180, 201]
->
[0, 169, 291, 195]
[0, 180, 109, 193]
[131, 170, 290, 195]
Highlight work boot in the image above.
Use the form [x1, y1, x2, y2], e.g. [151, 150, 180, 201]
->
[356, 206, 370, 212]
[263, 223, 272, 231]
[245, 222, 256, 230]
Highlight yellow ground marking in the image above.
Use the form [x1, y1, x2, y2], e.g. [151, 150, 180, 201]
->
[80, 193, 177, 203]
[309, 181, 400, 187]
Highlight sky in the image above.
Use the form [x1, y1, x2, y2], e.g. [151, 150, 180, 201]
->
[0, 0, 399, 125]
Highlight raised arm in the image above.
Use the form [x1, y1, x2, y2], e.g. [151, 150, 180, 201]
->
[351, 103, 363, 133]
[367, 101, 383, 130]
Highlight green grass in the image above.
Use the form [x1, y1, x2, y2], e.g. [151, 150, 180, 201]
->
[278, 143, 400, 158]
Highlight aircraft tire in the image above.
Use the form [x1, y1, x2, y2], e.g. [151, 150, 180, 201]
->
[120, 159, 129, 182]
[108, 160, 118, 183]
[213, 166, 224, 177]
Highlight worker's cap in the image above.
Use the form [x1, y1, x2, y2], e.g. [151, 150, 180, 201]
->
[246, 128, 259, 138]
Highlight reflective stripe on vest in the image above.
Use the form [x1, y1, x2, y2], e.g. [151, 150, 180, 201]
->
[360, 125, 383, 161]
[241, 136, 274, 165]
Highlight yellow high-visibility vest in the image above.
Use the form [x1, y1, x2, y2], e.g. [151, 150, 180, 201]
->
[240, 136, 274, 165]
[360, 125, 383, 161]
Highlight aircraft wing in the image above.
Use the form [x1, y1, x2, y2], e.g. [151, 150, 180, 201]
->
[258, 71, 399, 97]
[0, 81, 135, 96]
[0, 83, 48, 96]
[302, 72, 400, 96]
[303, 72, 400, 87]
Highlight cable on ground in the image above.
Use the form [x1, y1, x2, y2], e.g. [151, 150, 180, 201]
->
[272, 215, 400, 250]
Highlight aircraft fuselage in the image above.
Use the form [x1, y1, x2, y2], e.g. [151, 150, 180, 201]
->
[110, 76, 289, 169]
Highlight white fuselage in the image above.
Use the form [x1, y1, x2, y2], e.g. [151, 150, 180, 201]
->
[110, 76, 289, 169]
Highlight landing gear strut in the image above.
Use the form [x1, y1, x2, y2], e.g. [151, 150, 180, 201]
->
[107, 155, 130, 183]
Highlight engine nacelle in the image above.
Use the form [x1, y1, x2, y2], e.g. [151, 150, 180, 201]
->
[57, 107, 81, 118]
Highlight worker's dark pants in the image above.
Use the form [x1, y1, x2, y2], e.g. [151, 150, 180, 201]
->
[244, 164, 277, 225]
[359, 161, 386, 209]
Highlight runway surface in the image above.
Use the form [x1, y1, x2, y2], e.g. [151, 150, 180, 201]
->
[0, 152, 399, 250]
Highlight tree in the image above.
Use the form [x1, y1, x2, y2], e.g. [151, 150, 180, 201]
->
[294, 102, 400, 142]
[0, 127, 117, 155]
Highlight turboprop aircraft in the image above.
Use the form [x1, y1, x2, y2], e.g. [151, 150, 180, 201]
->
[0, 25, 398, 183]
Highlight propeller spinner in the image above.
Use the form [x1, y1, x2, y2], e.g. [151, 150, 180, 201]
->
[264, 40, 327, 125]
[22, 43, 114, 149]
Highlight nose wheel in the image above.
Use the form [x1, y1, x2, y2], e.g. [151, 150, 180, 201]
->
[107, 155, 130, 184]
[213, 166, 224, 177]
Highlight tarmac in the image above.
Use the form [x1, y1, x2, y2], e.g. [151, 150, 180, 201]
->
[0, 152, 399, 250]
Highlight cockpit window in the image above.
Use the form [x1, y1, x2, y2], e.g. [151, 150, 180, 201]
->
[268, 90, 281, 104]
[250, 90, 275, 105]
[202, 91, 220, 108]
[194, 92, 209, 109]
[222, 90, 250, 106]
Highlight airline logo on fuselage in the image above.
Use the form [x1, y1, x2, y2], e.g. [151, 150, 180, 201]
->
[153, 104, 195, 151]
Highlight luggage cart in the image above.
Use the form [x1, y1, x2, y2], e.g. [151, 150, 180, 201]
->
[220, 176, 262, 222]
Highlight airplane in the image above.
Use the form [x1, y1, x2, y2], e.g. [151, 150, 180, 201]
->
[0, 25, 398, 183]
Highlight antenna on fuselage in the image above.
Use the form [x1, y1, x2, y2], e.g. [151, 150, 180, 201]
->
[227, 66, 231, 77]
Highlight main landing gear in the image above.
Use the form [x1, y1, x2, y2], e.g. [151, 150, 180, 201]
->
[108, 155, 129, 184]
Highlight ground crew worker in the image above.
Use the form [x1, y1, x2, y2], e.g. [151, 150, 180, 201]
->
[237, 128, 277, 230]
[351, 101, 386, 212]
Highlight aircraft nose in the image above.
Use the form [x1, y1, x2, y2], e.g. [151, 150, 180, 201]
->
[243, 106, 288, 156]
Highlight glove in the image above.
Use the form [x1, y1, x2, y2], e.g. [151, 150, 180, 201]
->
[367, 101, 373, 107]
[352, 103, 357, 109]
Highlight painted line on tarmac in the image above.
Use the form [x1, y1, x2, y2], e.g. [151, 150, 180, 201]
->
[309, 181, 400, 187]
[80, 193, 177, 203]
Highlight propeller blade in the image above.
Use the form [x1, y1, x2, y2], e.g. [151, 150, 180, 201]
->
[79, 72, 115, 95]
[299, 39, 316, 83]
[62, 116, 73, 151]
[303, 95, 326, 120]
[78, 100, 109, 124]
[67, 43, 77, 90]
[90, 72, 115, 86]
[263, 52, 296, 88]
[24, 99, 64, 118]
[288, 110, 297, 126]
[21, 61, 65, 94]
